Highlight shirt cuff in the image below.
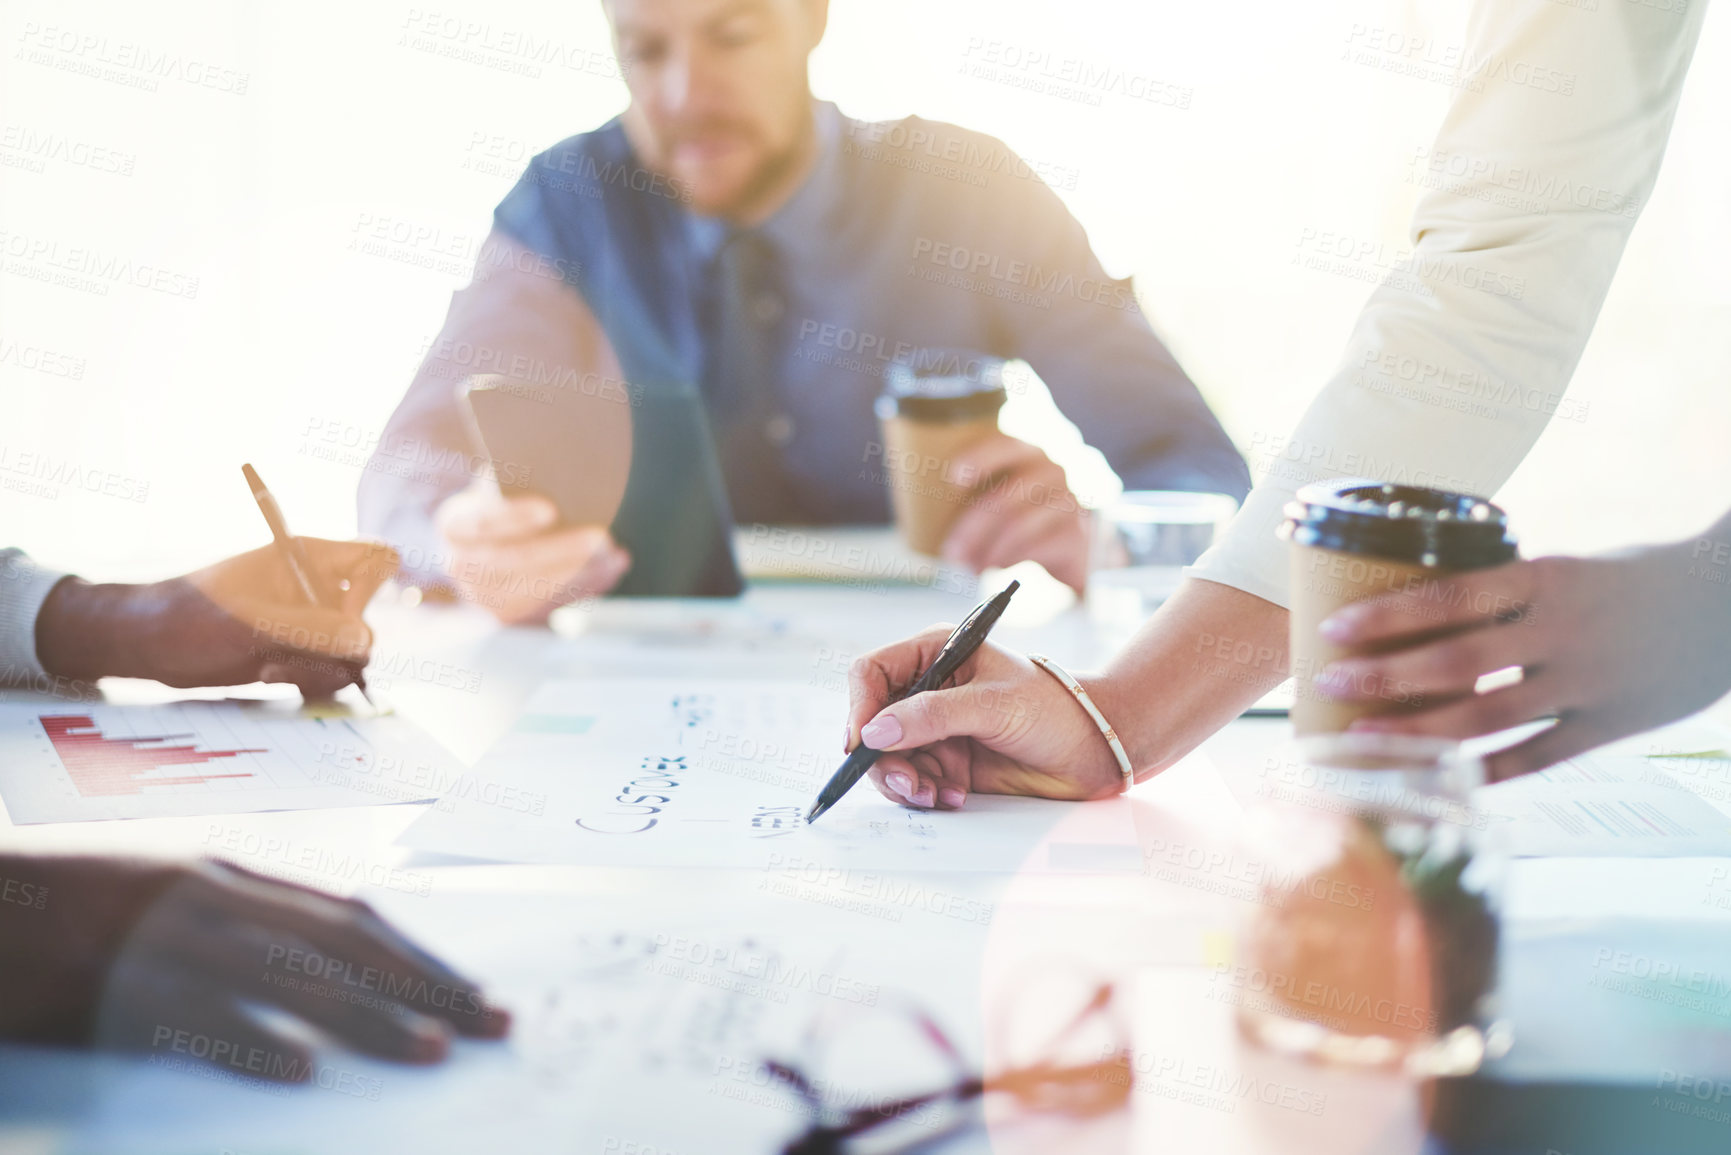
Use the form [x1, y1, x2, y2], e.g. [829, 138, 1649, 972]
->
[1181, 481, 1296, 609]
[0, 551, 71, 682]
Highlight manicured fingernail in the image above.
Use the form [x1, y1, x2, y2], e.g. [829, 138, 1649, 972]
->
[912, 783, 935, 808]
[861, 715, 903, 748]
[939, 788, 966, 809]
[474, 1002, 512, 1037]
[886, 772, 914, 799]
[1348, 718, 1395, 733]
[406, 1022, 452, 1062]
[1318, 616, 1354, 641]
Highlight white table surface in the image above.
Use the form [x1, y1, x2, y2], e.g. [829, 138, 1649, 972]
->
[3, 577, 1728, 1154]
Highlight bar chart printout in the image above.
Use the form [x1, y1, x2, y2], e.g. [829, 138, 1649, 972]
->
[41, 714, 262, 796]
[0, 702, 457, 823]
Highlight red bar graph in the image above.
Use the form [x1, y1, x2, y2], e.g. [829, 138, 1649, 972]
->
[41, 714, 263, 798]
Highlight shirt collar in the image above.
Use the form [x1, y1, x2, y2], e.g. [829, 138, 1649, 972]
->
[683, 99, 841, 261]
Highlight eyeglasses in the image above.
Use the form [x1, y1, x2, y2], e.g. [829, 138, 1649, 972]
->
[761, 974, 1133, 1154]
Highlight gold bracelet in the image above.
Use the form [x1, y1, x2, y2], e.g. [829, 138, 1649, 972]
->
[1026, 654, 1136, 793]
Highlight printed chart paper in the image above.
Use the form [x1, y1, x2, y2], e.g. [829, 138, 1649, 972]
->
[0, 700, 461, 823]
[399, 677, 1139, 872]
[1478, 752, 1731, 857]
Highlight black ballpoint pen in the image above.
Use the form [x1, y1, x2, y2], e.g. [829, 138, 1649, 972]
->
[806, 579, 1020, 824]
[241, 463, 377, 708]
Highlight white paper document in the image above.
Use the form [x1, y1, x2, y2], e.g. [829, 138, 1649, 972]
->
[25, 886, 998, 1155]
[1477, 751, 1731, 857]
[0, 700, 460, 823]
[399, 677, 1139, 872]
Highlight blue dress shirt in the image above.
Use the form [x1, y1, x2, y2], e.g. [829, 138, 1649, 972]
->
[360, 103, 1248, 577]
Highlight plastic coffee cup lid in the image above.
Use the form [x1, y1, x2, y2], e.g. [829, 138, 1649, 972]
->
[1281, 479, 1516, 570]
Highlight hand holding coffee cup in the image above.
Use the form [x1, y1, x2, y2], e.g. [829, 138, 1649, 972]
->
[874, 353, 1089, 591]
[1282, 480, 1518, 734]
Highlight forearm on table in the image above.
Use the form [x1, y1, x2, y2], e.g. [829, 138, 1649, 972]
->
[34, 578, 158, 682]
[1085, 577, 1289, 780]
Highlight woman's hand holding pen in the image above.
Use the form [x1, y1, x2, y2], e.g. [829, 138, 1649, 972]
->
[845, 579, 1295, 808]
[35, 539, 397, 697]
[844, 625, 1123, 809]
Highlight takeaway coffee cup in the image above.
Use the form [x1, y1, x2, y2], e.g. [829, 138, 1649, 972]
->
[1282, 479, 1518, 734]
[875, 352, 1008, 557]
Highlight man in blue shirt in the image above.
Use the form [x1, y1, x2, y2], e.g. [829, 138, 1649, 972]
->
[359, 0, 1248, 622]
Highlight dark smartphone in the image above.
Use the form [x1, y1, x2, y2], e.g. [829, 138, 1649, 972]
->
[464, 381, 743, 598]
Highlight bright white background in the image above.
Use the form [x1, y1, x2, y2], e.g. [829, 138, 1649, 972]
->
[2, 0, 1728, 580]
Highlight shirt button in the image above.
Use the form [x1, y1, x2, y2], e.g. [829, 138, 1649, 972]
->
[764, 414, 795, 446]
[751, 292, 784, 325]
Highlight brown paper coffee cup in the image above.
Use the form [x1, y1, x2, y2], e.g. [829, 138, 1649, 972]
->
[1284, 481, 1517, 735]
[1289, 545, 1444, 733]
[879, 411, 1002, 556]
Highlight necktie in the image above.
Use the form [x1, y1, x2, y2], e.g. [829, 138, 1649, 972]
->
[703, 230, 800, 522]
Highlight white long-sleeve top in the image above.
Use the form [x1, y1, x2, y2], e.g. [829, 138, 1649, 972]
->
[1189, 0, 1711, 606]
[0, 549, 67, 682]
